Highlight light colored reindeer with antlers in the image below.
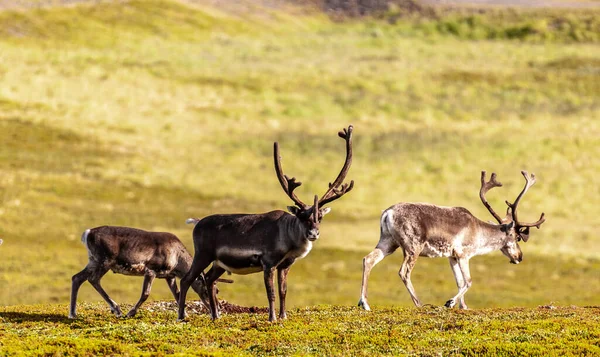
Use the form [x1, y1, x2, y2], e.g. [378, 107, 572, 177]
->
[358, 171, 546, 310]
[179, 125, 355, 322]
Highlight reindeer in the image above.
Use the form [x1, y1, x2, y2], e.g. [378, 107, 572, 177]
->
[358, 171, 546, 311]
[178, 125, 354, 322]
[69, 226, 231, 319]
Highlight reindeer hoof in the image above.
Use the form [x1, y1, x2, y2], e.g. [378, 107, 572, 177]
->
[358, 299, 371, 311]
[126, 309, 137, 318]
[444, 299, 456, 308]
[111, 306, 123, 317]
[68, 313, 77, 319]
[177, 318, 187, 323]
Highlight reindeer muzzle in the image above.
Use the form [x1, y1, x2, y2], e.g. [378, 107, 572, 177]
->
[510, 254, 523, 264]
[307, 229, 319, 241]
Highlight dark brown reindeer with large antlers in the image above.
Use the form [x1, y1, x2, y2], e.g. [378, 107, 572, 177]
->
[358, 171, 545, 311]
[179, 125, 355, 322]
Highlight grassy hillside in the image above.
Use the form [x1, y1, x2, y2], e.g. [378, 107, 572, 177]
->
[0, 0, 598, 313]
[1, 303, 599, 355]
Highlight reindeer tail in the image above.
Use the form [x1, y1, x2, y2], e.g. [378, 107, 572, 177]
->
[186, 218, 200, 225]
[380, 209, 395, 236]
[81, 229, 91, 246]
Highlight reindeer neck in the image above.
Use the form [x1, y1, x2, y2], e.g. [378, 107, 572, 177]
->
[174, 249, 194, 278]
[472, 219, 509, 256]
[280, 213, 309, 246]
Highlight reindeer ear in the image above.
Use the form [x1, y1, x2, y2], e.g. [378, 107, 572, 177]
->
[518, 227, 531, 242]
[287, 206, 300, 215]
[501, 221, 514, 233]
[320, 207, 331, 216]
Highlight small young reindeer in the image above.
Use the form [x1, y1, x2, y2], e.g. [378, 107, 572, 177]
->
[69, 226, 230, 319]
[358, 171, 546, 310]
[179, 125, 354, 322]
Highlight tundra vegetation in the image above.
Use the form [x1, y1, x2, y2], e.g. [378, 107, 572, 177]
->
[0, 0, 598, 355]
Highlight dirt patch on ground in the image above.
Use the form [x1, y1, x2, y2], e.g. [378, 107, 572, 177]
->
[421, 0, 600, 9]
[312, 0, 600, 17]
[146, 300, 269, 315]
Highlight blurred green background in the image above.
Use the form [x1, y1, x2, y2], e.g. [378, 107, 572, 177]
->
[0, 0, 598, 311]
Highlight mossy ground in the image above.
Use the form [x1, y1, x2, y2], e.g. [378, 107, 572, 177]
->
[1, 303, 599, 356]
[0, 0, 598, 355]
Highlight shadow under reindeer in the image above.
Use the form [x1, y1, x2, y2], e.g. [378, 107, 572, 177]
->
[0, 300, 268, 324]
[0, 311, 71, 324]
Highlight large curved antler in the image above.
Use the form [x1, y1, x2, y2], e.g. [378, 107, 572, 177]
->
[274, 142, 308, 209]
[318, 125, 354, 206]
[274, 125, 355, 209]
[505, 171, 546, 229]
[479, 171, 504, 224]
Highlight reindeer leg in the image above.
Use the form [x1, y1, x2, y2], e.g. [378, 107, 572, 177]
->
[263, 267, 277, 322]
[191, 270, 212, 312]
[69, 266, 92, 319]
[445, 257, 472, 308]
[448, 257, 468, 309]
[87, 266, 122, 317]
[166, 277, 180, 303]
[399, 250, 422, 307]
[178, 253, 212, 322]
[358, 243, 397, 311]
[127, 271, 156, 317]
[203, 266, 226, 319]
[277, 266, 291, 320]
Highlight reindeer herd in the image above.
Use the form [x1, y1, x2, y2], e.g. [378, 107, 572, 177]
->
[65, 125, 546, 322]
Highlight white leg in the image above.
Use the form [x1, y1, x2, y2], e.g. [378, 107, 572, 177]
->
[358, 248, 386, 311]
[445, 257, 472, 308]
[398, 251, 422, 307]
[448, 257, 468, 309]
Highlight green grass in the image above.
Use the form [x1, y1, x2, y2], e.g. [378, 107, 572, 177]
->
[385, 7, 600, 42]
[1, 303, 599, 356]
[0, 0, 598, 323]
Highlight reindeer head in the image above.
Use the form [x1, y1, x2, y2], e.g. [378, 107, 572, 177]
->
[480, 171, 546, 264]
[274, 125, 354, 241]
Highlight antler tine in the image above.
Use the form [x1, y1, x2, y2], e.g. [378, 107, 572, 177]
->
[319, 180, 354, 206]
[479, 171, 504, 224]
[313, 195, 319, 222]
[318, 125, 354, 205]
[273, 142, 307, 209]
[508, 171, 546, 228]
[518, 212, 546, 228]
